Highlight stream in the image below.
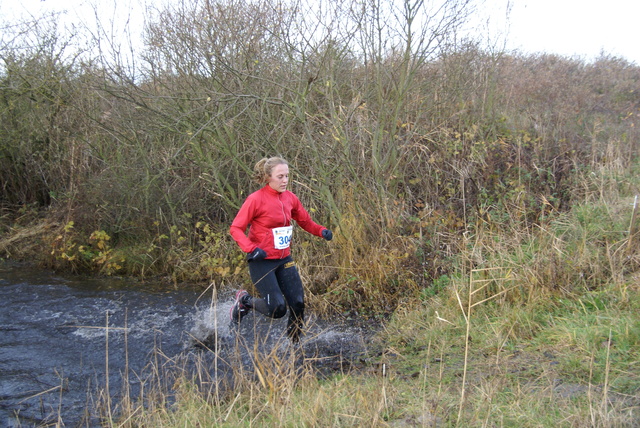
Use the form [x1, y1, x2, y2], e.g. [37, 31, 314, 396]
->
[0, 262, 372, 427]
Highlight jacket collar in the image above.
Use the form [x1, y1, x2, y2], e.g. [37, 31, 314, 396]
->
[262, 185, 282, 196]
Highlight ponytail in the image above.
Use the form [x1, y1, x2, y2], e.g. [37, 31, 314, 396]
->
[253, 156, 288, 185]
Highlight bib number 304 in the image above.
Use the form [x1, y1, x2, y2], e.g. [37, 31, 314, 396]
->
[272, 226, 293, 250]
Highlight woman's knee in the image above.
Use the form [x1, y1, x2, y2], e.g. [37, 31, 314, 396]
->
[269, 304, 287, 318]
[265, 295, 287, 318]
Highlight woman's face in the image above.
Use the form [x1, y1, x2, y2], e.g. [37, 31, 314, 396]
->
[267, 163, 289, 193]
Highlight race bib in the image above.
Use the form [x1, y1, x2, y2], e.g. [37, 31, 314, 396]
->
[272, 226, 293, 250]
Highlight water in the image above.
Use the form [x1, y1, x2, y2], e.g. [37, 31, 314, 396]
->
[0, 262, 371, 427]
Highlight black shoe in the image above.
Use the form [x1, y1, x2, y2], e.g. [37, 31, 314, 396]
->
[230, 290, 250, 325]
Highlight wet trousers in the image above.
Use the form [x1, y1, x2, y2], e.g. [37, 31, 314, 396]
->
[247, 256, 305, 341]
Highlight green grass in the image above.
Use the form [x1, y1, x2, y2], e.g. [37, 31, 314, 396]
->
[106, 283, 640, 427]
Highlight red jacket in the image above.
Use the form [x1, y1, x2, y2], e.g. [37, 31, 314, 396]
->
[229, 185, 327, 259]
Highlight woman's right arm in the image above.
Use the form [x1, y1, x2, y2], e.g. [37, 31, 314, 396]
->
[229, 198, 258, 253]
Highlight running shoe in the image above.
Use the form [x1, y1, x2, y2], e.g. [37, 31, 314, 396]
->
[229, 289, 250, 325]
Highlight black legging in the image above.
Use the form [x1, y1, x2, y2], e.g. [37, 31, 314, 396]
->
[248, 256, 305, 340]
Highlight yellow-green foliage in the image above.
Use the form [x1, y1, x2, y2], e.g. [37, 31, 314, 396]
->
[44, 216, 249, 282]
[48, 222, 123, 275]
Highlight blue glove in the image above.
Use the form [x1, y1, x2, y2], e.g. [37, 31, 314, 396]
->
[322, 229, 333, 241]
[246, 247, 267, 262]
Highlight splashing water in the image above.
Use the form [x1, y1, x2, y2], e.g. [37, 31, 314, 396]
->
[0, 262, 372, 427]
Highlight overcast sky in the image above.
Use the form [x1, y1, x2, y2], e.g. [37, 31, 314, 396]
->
[1, 0, 638, 65]
[486, 0, 639, 64]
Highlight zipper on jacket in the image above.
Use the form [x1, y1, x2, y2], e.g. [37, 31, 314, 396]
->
[278, 193, 286, 258]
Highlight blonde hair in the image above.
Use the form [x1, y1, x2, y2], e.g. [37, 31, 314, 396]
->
[253, 156, 288, 184]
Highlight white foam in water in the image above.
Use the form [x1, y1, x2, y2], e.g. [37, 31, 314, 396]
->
[70, 303, 185, 340]
[72, 326, 125, 339]
[126, 309, 184, 338]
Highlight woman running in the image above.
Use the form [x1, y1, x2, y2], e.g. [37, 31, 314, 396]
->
[229, 156, 333, 342]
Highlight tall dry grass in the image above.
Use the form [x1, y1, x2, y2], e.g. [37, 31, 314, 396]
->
[1, 0, 639, 316]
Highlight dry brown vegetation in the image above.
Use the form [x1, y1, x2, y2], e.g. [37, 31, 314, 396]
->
[1, 0, 639, 314]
